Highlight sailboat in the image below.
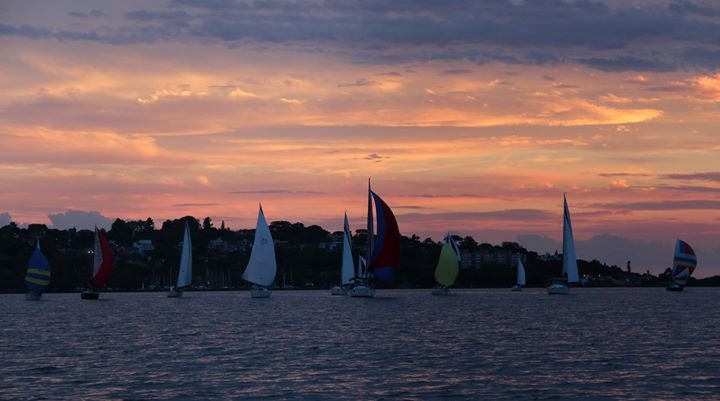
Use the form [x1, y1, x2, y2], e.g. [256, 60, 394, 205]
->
[432, 232, 460, 295]
[511, 258, 526, 291]
[547, 194, 579, 295]
[242, 204, 277, 298]
[331, 213, 355, 296]
[168, 221, 192, 298]
[81, 227, 114, 300]
[666, 239, 697, 291]
[350, 179, 401, 297]
[25, 240, 51, 300]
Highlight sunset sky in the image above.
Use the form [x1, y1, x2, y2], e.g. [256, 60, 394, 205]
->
[2, 0, 720, 276]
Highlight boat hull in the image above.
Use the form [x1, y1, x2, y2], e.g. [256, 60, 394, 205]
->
[350, 284, 375, 298]
[666, 283, 684, 292]
[25, 292, 42, 301]
[251, 285, 271, 298]
[81, 290, 100, 300]
[167, 287, 184, 298]
[330, 285, 349, 296]
[547, 283, 570, 295]
[431, 286, 450, 296]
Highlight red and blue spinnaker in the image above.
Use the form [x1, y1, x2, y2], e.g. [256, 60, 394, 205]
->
[368, 191, 400, 282]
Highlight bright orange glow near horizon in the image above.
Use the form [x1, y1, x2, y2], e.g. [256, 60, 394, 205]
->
[2, 1, 720, 276]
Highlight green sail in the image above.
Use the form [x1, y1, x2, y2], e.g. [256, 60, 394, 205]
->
[434, 243, 459, 287]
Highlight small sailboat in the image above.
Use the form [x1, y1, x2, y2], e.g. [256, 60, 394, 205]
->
[666, 239, 697, 291]
[242, 205, 277, 298]
[350, 179, 400, 297]
[25, 240, 51, 300]
[432, 232, 460, 295]
[81, 227, 114, 300]
[168, 221, 192, 298]
[512, 258, 526, 291]
[331, 213, 355, 296]
[547, 194, 579, 295]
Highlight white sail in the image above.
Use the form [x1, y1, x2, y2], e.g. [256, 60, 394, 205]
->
[176, 222, 193, 288]
[242, 205, 277, 287]
[341, 213, 355, 285]
[562, 194, 579, 283]
[517, 259, 526, 286]
[357, 255, 367, 278]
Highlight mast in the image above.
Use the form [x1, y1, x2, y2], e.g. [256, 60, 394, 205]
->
[366, 177, 373, 279]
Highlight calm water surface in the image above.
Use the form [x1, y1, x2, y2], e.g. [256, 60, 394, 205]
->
[1, 288, 719, 400]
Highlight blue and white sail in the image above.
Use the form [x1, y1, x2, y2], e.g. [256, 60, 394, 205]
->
[670, 239, 697, 288]
[25, 240, 51, 297]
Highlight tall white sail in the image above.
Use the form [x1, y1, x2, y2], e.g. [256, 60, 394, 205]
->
[562, 194, 579, 284]
[341, 213, 355, 285]
[176, 222, 193, 288]
[517, 259, 526, 286]
[242, 205, 277, 287]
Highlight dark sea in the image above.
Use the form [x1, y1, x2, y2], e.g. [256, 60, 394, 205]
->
[1, 288, 719, 400]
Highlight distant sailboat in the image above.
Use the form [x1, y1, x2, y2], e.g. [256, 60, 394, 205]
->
[666, 239, 697, 292]
[512, 258, 526, 291]
[350, 179, 400, 297]
[25, 240, 51, 300]
[432, 232, 460, 295]
[81, 228, 114, 300]
[331, 213, 355, 296]
[547, 194, 579, 295]
[168, 221, 192, 298]
[242, 205, 277, 298]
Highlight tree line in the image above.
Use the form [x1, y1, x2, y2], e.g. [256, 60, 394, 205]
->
[0, 216, 686, 293]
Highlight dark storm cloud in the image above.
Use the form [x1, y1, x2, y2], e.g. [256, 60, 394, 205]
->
[590, 200, 720, 211]
[577, 56, 677, 72]
[441, 68, 473, 75]
[3, 0, 720, 71]
[172, 203, 220, 207]
[400, 209, 555, 223]
[229, 190, 324, 195]
[662, 172, 720, 183]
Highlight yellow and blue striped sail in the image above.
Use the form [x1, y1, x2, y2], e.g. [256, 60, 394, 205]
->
[25, 241, 51, 295]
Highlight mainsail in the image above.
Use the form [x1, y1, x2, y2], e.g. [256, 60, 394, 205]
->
[176, 222, 193, 289]
[562, 194, 579, 284]
[25, 240, 51, 296]
[341, 213, 355, 285]
[89, 228, 114, 289]
[367, 190, 401, 283]
[670, 239, 697, 287]
[434, 234, 459, 287]
[517, 259, 526, 287]
[242, 205, 277, 287]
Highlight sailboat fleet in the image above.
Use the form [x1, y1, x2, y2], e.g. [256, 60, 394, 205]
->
[18, 187, 703, 299]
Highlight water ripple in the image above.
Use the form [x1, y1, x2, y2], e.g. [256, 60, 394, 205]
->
[1, 288, 719, 400]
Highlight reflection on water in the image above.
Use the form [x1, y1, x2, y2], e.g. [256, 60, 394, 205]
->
[1, 288, 719, 400]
